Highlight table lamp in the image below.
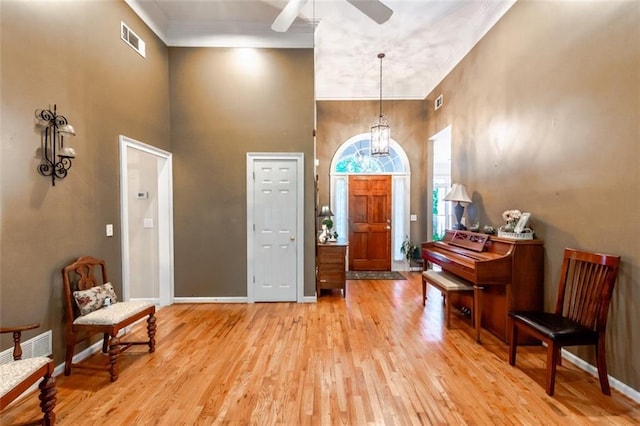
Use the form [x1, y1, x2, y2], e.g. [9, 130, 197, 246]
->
[444, 183, 472, 230]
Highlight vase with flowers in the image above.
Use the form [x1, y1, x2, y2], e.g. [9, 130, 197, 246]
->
[501, 209, 522, 232]
[498, 209, 534, 239]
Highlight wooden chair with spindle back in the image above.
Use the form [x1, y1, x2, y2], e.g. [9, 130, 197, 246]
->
[62, 256, 157, 382]
[508, 248, 621, 396]
[0, 323, 57, 425]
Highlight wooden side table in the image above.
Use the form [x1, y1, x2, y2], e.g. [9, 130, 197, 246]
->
[316, 242, 348, 297]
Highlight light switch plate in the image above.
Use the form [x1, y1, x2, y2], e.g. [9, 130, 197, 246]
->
[106, 224, 114, 237]
[143, 218, 154, 228]
[410, 214, 417, 222]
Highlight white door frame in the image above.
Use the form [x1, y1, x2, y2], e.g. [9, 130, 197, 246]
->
[246, 152, 304, 303]
[119, 135, 174, 306]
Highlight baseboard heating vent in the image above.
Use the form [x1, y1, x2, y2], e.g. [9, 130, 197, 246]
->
[0, 330, 52, 364]
[121, 21, 146, 58]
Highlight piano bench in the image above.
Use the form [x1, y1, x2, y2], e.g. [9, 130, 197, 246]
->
[422, 270, 474, 329]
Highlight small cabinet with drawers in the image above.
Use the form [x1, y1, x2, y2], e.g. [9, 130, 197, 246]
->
[316, 242, 348, 297]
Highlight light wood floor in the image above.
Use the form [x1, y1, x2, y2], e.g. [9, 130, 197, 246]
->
[3, 272, 639, 425]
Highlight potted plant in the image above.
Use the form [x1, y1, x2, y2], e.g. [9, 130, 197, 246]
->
[400, 235, 419, 263]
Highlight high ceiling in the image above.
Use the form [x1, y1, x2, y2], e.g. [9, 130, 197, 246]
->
[125, 0, 516, 100]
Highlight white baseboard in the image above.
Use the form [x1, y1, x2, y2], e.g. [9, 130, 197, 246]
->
[174, 296, 318, 303]
[130, 297, 159, 305]
[173, 297, 248, 303]
[561, 349, 640, 403]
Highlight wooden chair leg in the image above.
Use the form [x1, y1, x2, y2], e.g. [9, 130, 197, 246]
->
[147, 314, 157, 353]
[421, 277, 427, 306]
[595, 340, 611, 395]
[102, 333, 110, 353]
[108, 335, 120, 382]
[546, 342, 559, 396]
[38, 372, 57, 426]
[64, 338, 74, 376]
[508, 322, 518, 365]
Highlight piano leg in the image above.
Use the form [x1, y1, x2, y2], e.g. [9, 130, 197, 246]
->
[473, 285, 484, 343]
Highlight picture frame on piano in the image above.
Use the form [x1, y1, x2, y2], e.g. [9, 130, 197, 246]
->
[514, 212, 531, 233]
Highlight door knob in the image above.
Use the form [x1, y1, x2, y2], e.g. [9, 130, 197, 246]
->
[290, 236, 295, 241]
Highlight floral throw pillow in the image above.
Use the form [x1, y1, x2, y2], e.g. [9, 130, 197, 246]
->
[73, 282, 118, 316]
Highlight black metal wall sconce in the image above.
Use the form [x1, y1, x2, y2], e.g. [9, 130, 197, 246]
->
[35, 104, 76, 186]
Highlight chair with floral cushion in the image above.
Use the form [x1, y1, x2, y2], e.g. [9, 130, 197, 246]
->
[0, 323, 56, 425]
[62, 256, 157, 382]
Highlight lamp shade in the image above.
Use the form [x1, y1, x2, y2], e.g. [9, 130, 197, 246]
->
[58, 146, 76, 158]
[58, 123, 76, 136]
[318, 205, 334, 217]
[444, 183, 472, 203]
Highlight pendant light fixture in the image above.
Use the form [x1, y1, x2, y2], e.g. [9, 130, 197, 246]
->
[371, 52, 390, 156]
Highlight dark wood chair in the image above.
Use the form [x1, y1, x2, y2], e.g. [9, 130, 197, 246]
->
[62, 256, 157, 382]
[508, 248, 621, 396]
[0, 324, 57, 425]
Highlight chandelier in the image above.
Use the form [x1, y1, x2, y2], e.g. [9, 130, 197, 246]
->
[371, 52, 390, 156]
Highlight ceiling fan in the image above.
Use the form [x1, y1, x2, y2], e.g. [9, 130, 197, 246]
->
[271, 0, 393, 32]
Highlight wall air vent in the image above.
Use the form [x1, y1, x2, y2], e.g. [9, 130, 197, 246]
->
[435, 94, 444, 110]
[121, 21, 146, 58]
[0, 330, 52, 365]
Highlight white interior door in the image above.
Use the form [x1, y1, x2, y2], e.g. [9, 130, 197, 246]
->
[120, 135, 174, 307]
[247, 153, 304, 302]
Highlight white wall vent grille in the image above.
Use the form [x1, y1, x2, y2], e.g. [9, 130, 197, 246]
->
[121, 21, 146, 58]
[435, 94, 444, 110]
[0, 330, 52, 365]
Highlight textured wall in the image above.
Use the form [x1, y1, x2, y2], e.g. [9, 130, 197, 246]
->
[169, 47, 315, 297]
[424, 0, 639, 390]
[0, 0, 170, 362]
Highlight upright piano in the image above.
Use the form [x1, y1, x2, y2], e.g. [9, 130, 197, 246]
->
[421, 230, 544, 343]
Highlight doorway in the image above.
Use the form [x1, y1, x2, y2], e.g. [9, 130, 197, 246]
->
[246, 153, 304, 302]
[119, 135, 174, 307]
[348, 175, 392, 271]
[329, 134, 411, 271]
[430, 126, 452, 241]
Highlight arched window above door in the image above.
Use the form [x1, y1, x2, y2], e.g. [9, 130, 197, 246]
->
[332, 134, 408, 174]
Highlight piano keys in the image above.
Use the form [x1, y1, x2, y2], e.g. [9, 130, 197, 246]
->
[422, 230, 544, 344]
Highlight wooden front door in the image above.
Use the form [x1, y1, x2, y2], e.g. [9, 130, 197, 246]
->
[348, 175, 391, 271]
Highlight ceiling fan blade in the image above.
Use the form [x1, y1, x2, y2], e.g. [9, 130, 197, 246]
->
[346, 0, 393, 24]
[271, 0, 310, 32]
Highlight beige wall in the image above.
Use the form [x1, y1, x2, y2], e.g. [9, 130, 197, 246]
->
[0, 1, 170, 361]
[169, 47, 315, 297]
[424, 0, 639, 390]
